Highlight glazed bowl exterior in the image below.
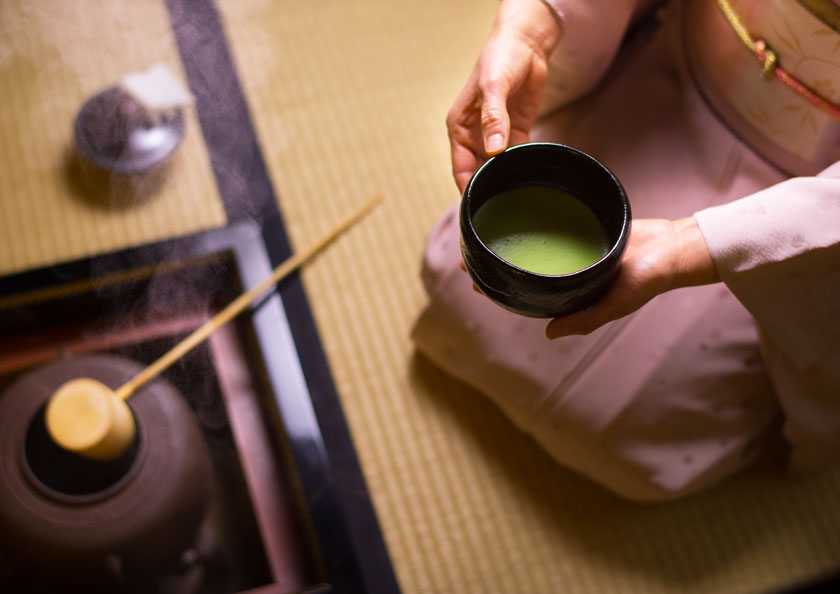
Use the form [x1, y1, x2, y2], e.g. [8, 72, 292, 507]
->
[460, 143, 631, 318]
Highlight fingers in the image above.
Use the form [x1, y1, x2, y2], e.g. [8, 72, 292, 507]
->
[447, 78, 485, 194]
[479, 76, 511, 156]
[446, 38, 520, 190]
[459, 259, 482, 294]
[544, 284, 639, 339]
[448, 74, 511, 193]
[544, 271, 657, 340]
[545, 309, 599, 340]
[450, 140, 480, 194]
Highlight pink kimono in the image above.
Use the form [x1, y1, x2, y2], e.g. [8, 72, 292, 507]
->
[411, 0, 840, 501]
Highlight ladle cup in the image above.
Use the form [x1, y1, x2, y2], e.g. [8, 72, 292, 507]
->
[45, 196, 381, 460]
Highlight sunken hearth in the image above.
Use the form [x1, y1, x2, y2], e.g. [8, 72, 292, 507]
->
[0, 223, 379, 593]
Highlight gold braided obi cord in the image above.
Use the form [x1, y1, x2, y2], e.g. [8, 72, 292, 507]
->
[684, 0, 840, 175]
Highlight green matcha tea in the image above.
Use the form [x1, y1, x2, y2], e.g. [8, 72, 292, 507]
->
[472, 185, 609, 275]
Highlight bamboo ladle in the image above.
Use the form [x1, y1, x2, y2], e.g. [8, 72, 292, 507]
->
[45, 196, 381, 460]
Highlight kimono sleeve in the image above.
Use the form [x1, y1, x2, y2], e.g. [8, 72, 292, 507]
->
[694, 161, 840, 472]
[539, 0, 641, 114]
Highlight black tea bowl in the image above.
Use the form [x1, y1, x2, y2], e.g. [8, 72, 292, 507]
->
[460, 143, 631, 318]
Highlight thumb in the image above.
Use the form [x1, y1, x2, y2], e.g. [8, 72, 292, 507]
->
[480, 80, 510, 155]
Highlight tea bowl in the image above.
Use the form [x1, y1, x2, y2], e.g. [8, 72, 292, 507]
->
[460, 143, 631, 318]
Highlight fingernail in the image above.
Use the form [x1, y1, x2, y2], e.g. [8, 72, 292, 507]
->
[485, 133, 504, 154]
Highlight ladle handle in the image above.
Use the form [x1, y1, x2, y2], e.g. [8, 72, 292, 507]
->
[113, 195, 382, 401]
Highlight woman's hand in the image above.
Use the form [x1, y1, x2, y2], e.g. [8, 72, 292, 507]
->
[447, 0, 562, 193]
[545, 217, 720, 338]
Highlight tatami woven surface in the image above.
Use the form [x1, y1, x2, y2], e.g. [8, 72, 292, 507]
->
[0, 0, 226, 276]
[217, 1, 840, 593]
[3, 1, 840, 593]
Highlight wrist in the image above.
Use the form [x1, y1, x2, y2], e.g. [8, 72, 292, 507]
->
[671, 216, 720, 289]
[496, 0, 563, 59]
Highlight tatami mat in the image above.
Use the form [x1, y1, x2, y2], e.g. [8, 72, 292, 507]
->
[0, 0, 226, 276]
[217, 1, 840, 593]
[3, 1, 840, 592]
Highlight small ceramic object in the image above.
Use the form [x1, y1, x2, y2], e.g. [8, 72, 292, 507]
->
[72, 87, 185, 203]
[74, 86, 185, 175]
[460, 143, 631, 318]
